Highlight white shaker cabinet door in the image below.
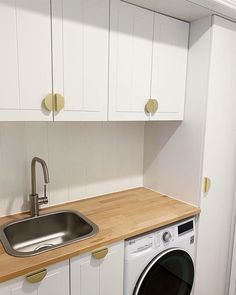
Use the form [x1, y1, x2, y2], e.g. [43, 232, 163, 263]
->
[71, 242, 124, 295]
[52, 0, 109, 121]
[0, 261, 70, 295]
[0, 0, 53, 121]
[109, 0, 154, 121]
[150, 14, 189, 120]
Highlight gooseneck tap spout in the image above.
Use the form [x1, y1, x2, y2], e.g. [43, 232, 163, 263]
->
[29, 157, 50, 217]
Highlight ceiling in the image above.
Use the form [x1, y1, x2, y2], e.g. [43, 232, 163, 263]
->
[122, 0, 236, 22]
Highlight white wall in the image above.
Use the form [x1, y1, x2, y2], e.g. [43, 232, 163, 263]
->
[0, 122, 144, 217]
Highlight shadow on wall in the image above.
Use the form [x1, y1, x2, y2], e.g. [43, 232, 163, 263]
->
[143, 119, 203, 205]
[0, 0, 188, 47]
[143, 121, 181, 176]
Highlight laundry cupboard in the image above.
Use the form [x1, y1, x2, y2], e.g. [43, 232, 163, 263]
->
[0, 0, 189, 121]
[2, 0, 236, 294]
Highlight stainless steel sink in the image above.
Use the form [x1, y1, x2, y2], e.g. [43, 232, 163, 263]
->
[0, 210, 99, 257]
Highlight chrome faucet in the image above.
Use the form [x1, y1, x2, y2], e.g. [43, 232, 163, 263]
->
[29, 157, 50, 217]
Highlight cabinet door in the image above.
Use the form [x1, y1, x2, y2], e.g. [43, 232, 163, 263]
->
[109, 0, 154, 121]
[0, 0, 53, 121]
[150, 14, 189, 120]
[52, 0, 109, 121]
[71, 242, 124, 295]
[0, 261, 69, 295]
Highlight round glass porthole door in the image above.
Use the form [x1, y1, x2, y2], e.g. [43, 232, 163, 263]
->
[133, 249, 194, 295]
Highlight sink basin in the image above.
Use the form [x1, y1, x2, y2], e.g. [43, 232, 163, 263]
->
[0, 210, 99, 257]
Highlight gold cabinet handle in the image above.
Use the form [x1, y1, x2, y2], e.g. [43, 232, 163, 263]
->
[26, 269, 47, 284]
[203, 177, 211, 193]
[92, 247, 109, 260]
[43, 93, 64, 112]
[54, 93, 65, 112]
[145, 99, 158, 114]
[43, 94, 53, 112]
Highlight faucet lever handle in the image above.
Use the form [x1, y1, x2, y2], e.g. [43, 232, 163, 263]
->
[44, 184, 47, 198]
[42, 184, 48, 204]
[38, 185, 49, 205]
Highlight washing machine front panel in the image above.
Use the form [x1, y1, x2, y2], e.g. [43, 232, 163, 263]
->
[124, 218, 196, 295]
[133, 248, 194, 295]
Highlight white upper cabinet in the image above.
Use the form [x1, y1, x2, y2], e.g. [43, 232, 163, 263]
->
[109, 0, 154, 121]
[0, 0, 53, 121]
[0, 261, 69, 295]
[109, 0, 189, 121]
[51, 0, 109, 121]
[0, 0, 188, 121]
[150, 14, 189, 120]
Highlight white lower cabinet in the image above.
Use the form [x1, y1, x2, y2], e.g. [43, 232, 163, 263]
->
[0, 261, 69, 295]
[0, 242, 124, 295]
[70, 241, 124, 295]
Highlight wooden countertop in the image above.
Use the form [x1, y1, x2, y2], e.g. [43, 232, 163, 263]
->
[0, 187, 200, 283]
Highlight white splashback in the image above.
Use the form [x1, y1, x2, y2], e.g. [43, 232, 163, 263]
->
[0, 122, 144, 217]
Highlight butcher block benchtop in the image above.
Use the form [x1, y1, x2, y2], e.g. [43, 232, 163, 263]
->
[0, 187, 200, 283]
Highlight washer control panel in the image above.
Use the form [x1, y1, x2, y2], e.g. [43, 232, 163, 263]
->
[125, 218, 195, 258]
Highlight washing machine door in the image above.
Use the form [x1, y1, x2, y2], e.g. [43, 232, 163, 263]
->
[133, 248, 194, 295]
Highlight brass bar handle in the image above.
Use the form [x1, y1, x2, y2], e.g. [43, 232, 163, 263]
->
[54, 93, 65, 112]
[145, 99, 158, 114]
[26, 269, 47, 284]
[92, 247, 109, 260]
[203, 177, 211, 193]
[43, 94, 53, 112]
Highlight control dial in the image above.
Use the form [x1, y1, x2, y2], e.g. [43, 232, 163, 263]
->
[162, 231, 172, 243]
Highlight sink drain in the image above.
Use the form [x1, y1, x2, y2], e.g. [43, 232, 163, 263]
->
[34, 244, 54, 252]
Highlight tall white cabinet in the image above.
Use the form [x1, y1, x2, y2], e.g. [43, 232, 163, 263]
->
[195, 16, 236, 295]
[0, 0, 52, 121]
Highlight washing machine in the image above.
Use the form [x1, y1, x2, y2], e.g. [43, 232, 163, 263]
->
[124, 217, 195, 295]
